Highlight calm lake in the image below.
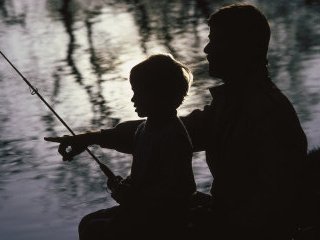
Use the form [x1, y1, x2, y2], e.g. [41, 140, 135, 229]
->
[0, 0, 319, 239]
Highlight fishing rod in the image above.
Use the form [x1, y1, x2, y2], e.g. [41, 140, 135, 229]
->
[0, 50, 116, 180]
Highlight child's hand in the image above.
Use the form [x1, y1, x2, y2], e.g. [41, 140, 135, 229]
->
[107, 176, 132, 204]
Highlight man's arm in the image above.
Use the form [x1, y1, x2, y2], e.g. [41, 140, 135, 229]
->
[44, 102, 213, 159]
[98, 120, 142, 153]
[100, 104, 213, 153]
[44, 120, 143, 160]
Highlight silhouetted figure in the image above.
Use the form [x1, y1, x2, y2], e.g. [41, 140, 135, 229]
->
[186, 5, 307, 239]
[45, 3, 309, 240]
[46, 54, 196, 239]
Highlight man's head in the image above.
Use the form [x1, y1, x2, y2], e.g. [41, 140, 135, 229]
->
[204, 4, 270, 81]
[129, 53, 192, 117]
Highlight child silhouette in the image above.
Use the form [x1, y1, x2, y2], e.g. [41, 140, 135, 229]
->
[79, 53, 196, 240]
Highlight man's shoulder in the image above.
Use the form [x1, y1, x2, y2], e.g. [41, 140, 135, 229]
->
[245, 83, 306, 142]
[244, 84, 300, 132]
[245, 81, 296, 120]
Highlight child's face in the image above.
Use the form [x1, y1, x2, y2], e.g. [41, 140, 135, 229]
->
[130, 80, 152, 118]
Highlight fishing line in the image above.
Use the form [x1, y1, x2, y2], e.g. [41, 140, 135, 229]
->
[0, 50, 116, 180]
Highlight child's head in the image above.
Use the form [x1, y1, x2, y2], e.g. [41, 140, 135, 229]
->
[129, 53, 192, 118]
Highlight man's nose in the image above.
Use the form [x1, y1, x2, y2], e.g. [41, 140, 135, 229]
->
[204, 42, 210, 54]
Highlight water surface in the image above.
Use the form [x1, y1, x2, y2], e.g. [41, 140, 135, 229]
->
[0, 0, 319, 239]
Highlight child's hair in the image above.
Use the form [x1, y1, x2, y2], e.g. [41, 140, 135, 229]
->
[129, 53, 193, 110]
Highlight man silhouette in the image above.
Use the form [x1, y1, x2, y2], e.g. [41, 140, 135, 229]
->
[45, 3, 307, 240]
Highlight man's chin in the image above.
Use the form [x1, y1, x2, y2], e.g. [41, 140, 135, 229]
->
[136, 110, 147, 118]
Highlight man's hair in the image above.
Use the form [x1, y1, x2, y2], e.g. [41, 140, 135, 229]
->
[130, 53, 193, 109]
[208, 4, 270, 62]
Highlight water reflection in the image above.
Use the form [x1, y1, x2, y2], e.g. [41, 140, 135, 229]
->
[59, 0, 109, 127]
[0, 0, 26, 26]
[0, 0, 319, 239]
[264, 0, 320, 127]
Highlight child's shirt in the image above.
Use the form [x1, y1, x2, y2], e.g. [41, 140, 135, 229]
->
[130, 115, 196, 207]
